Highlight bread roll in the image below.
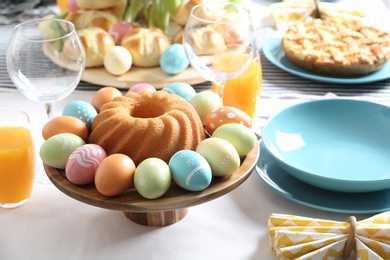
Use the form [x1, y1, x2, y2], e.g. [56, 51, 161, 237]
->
[75, 27, 116, 68]
[174, 0, 203, 27]
[75, 0, 123, 9]
[186, 26, 225, 55]
[67, 9, 121, 31]
[121, 27, 171, 67]
[172, 27, 184, 44]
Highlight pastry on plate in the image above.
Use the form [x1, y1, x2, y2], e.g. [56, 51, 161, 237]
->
[281, 18, 390, 76]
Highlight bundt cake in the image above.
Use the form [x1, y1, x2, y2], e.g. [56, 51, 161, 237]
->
[88, 91, 205, 165]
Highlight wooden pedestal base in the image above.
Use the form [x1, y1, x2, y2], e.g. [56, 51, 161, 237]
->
[124, 208, 188, 226]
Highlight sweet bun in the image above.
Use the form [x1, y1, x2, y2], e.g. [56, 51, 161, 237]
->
[172, 27, 184, 44]
[174, 0, 202, 27]
[76, 27, 115, 68]
[75, 0, 124, 9]
[186, 26, 225, 55]
[121, 27, 171, 67]
[67, 9, 121, 31]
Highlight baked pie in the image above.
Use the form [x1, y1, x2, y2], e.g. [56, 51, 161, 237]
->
[281, 18, 390, 76]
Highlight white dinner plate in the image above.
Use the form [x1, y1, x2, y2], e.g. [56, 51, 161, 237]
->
[256, 139, 390, 214]
[262, 31, 390, 84]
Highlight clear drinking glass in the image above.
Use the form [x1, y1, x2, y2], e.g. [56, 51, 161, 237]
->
[6, 18, 86, 119]
[0, 109, 35, 208]
[6, 18, 85, 184]
[183, 2, 259, 100]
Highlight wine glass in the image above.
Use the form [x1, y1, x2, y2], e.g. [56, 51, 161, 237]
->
[6, 18, 86, 183]
[183, 2, 259, 100]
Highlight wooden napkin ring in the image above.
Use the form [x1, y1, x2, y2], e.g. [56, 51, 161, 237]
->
[342, 216, 357, 259]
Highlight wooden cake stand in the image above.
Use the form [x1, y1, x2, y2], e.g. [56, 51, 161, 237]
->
[44, 144, 259, 227]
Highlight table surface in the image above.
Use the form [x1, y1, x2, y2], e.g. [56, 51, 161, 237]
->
[1, 1, 390, 259]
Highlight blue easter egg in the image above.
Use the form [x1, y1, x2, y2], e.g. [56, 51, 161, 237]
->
[160, 44, 190, 75]
[162, 82, 196, 102]
[169, 150, 212, 191]
[63, 100, 97, 131]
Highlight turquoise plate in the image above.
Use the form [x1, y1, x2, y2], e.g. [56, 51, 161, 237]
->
[256, 140, 390, 214]
[262, 31, 390, 84]
[262, 98, 390, 192]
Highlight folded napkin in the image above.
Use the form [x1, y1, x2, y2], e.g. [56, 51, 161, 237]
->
[270, 0, 366, 29]
[268, 212, 390, 259]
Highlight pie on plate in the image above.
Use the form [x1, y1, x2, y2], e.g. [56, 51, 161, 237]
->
[282, 18, 390, 76]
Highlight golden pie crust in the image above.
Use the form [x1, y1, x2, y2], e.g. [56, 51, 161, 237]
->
[281, 18, 390, 76]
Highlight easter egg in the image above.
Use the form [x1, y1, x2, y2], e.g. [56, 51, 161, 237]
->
[162, 82, 196, 102]
[127, 83, 156, 93]
[190, 91, 223, 125]
[42, 115, 89, 142]
[196, 137, 240, 177]
[160, 44, 189, 75]
[63, 100, 97, 131]
[94, 154, 135, 196]
[206, 106, 252, 134]
[65, 144, 107, 185]
[104, 46, 132, 76]
[40, 133, 86, 169]
[91, 86, 122, 112]
[212, 123, 257, 156]
[169, 150, 212, 191]
[66, 0, 80, 13]
[134, 158, 171, 199]
[109, 21, 135, 45]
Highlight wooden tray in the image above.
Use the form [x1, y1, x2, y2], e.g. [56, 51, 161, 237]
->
[44, 143, 259, 226]
[43, 41, 206, 90]
[82, 66, 207, 89]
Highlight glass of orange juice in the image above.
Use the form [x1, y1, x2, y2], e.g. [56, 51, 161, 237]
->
[212, 52, 262, 119]
[0, 109, 35, 208]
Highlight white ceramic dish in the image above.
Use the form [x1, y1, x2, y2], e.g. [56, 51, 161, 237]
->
[262, 98, 390, 193]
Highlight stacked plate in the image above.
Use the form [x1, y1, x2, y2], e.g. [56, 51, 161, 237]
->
[256, 98, 390, 213]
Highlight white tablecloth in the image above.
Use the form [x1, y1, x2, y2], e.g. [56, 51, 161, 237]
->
[1, 1, 390, 259]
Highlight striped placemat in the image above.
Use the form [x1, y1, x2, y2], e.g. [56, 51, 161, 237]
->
[1, 6, 390, 100]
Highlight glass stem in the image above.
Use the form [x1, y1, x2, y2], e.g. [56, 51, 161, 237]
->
[219, 81, 226, 100]
[45, 102, 53, 120]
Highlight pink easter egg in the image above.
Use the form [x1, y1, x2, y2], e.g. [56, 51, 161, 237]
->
[66, 0, 80, 13]
[65, 144, 107, 185]
[127, 83, 156, 94]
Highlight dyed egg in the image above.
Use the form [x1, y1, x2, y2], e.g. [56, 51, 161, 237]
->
[66, 0, 80, 13]
[127, 83, 156, 94]
[65, 144, 107, 185]
[104, 46, 132, 76]
[63, 100, 97, 131]
[91, 86, 122, 112]
[42, 115, 88, 141]
[109, 21, 135, 45]
[40, 133, 86, 169]
[212, 123, 257, 156]
[134, 158, 171, 199]
[169, 150, 212, 191]
[190, 91, 223, 125]
[160, 44, 189, 75]
[94, 154, 135, 196]
[196, 137, 240, 177]
[206, 106, 252, 134]
[162, 82, 196, 102]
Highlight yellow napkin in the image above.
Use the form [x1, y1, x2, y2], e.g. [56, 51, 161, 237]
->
[268, 212, 390, 259]
[270, 0, 367, 29]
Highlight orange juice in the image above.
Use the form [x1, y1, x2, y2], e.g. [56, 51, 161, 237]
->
[0, 126, 35, 206]
[212, 55, 262, 119]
